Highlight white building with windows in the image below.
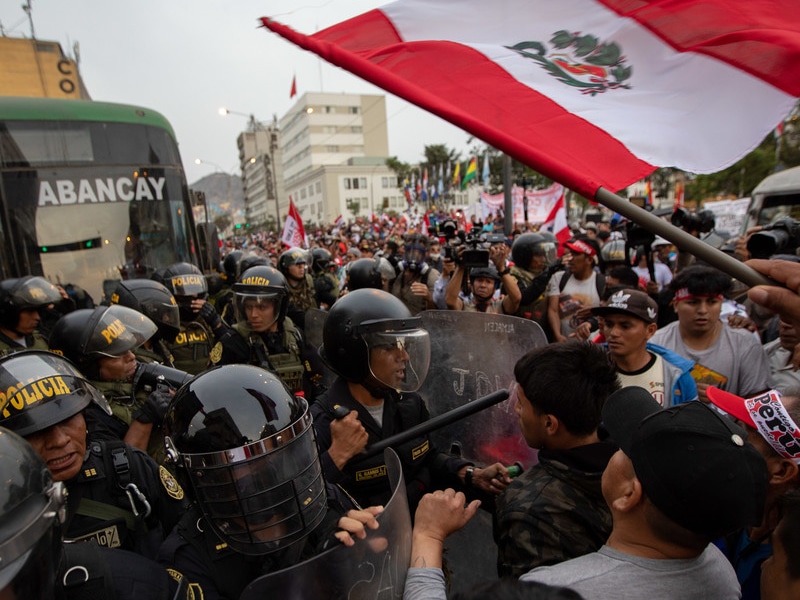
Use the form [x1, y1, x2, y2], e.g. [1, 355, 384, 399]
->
[279, 92, 404, 226]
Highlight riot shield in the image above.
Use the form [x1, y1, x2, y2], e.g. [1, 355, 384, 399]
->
[304, 307, 337, 390]
[239, 448, 411, 600]
[419, 310, 546, 468]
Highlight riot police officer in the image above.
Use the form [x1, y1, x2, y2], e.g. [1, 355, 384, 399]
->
[108, 279, 181, 367]
[0, 350, 186, 560]
[278, 247, 318, 330]
[158, 365, 382, 599]
[313, 289, 483, 512]
[159, 262, 215, 374]
[344, 257, 395, 293]
[509, 233, 557, 319]
[310, 247, 339, 309]
[0, 275, 63, 356]
[208, 265, 326, 401]
[48, 304, 173, 455]
[209, 249, 243, 322]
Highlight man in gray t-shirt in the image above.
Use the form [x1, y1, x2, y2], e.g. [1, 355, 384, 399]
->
[650, 265, 772, 402]
[403, 387, 769, 600]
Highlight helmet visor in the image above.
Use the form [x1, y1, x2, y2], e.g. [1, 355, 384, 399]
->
[9, 277, 62, 309]
[168, 273, 208, 297]
[84, 306, 158, 357]
[234, 293, 281, 329]
[184, 422, 327, 555]
[363, 327, 430, 392]
[536, 242, 557, 264]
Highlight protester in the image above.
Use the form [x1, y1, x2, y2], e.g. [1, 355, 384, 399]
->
[762, 319, 800, 393]
[391, 233, 440, 315]
[591, 288, 698, 405]
[494, 342, 619, 577]
[760, 489, 800, 600]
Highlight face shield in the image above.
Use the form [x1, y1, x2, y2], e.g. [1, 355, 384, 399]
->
[534, 242, 557, 265]
[9, 277, 63, 309]
[234, 292, 281, 330]
[168, 403, 327, 555]
[83, 305, 158, 358]
[361, 319, 431, 392]
[168, 274, 209, 298]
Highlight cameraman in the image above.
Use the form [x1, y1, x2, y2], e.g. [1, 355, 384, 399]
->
[445, 242, 521, 314]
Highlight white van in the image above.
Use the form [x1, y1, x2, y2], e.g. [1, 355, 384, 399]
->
[743, 165, 800, 234]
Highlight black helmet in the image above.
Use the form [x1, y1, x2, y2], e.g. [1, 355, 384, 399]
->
[233, 266, 289, 328]
[278, 248, 308, 277]
[160, 262, 208, 298]
[0, 426, 67, 598]
[163, 365, 327, 555]
[109, 279, 180, 342]
[49, 305, 157, 376]
[321, 289, 430, 391]
[346, 258, 383, 291]
[221, 250, 244, 282]
[0, 276, 62, 333]
[0, 350, 110, 437]
[310, 248, 333, 275]
[238, 253, 269, 276]
[511, 234, 556, 270]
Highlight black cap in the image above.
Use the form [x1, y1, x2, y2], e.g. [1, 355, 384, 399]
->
[602, 387, 768, 538]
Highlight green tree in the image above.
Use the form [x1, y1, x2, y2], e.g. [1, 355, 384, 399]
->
[214, 213, 232, 233]
[385, 157, 412, 187]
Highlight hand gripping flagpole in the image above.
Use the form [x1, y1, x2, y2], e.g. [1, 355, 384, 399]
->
[594, 187, 775, 288]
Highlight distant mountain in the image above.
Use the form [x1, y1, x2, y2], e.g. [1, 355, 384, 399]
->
[189, 173, 244, 214]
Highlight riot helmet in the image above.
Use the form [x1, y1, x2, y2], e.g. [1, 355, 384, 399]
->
[0, 350, 110, 437]
[160, 262, 208, 322]
[346, 258, 384, 291]
[221, 250, 244, 282]
[49, 305, 157, 377]
[109, 279, 181, 342]
[278, 248, 309, 280]
[238, 253, 269, 276]
[310, 248, 333, 275]
[0, 426, 67, 598]
[233, 266, 289, 332]
[600, 238, 632, 270]
[321, 289, 430, 392]
[163, 365, 327, 555]
[511, 233, 557, 271]
[0, 276, 62, 335]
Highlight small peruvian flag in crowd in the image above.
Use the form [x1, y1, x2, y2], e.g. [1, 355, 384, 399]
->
[281, 198, 307, 248]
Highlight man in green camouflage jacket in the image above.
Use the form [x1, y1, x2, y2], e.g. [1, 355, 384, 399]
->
[493, 341, 620, 577]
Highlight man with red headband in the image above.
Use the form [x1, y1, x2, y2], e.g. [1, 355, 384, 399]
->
[650, 265, 772, 402]
[707, 386, 800, 600]
[546, 237, 605, 342]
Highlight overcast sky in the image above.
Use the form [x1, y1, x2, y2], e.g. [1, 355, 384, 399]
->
[2, 0, 475, 183]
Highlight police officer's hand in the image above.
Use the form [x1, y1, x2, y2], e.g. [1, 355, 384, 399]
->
[334, 505, 384, 548]
[463, 463, 512, 495]
[133, 385, 174, 424]
[197, 300, 222, 330]
[328, 411, 368, 470]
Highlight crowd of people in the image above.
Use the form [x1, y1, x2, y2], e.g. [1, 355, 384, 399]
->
[2, 207, 800, 599]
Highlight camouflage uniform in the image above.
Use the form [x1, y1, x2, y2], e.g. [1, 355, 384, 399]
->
[286, 273, 318, 330]
[493, 441, 617, 577]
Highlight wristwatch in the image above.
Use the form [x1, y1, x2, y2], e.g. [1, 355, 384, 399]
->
[498, 267, 511, 277]
[465, 466, 475, 487]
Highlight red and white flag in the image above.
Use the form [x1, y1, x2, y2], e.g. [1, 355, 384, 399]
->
[289, 74, 297, 99]
[262, 0, 800, 199]
[281, 198, 307, 248]
[540, 185, 570, 254]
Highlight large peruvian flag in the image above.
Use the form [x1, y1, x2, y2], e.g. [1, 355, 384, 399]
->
[262, 0, 800, 199]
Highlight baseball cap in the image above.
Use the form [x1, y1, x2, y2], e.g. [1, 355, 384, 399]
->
[602, 386, 768, 538]
[591, 289, 658, 324]
[563, 239, 597, 257]
[707, 387, 800, 464]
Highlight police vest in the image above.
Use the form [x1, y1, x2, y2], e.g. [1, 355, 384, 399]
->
[287, 274, 319, 312]
[510, 265, 546, 320]
[233, 321, 305, 393]
[0, 330, 49, 357]
[167, 321, 211, 375]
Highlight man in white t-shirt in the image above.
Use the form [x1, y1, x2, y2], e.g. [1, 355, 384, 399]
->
[547, 238, 604, 342]
[591, 288, 697, 406]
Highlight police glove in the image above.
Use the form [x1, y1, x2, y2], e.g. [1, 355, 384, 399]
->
[133, 385, 172, 424]
[198, 301, 222, 330]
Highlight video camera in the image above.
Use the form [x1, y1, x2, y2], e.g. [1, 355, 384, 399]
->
[132, 362, 193, 394]
[671, 207, 716, 235]
[747, 217, 800, 259]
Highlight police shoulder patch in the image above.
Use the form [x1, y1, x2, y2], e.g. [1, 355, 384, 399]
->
[159, 465, 184, 500]
[209, 342, 223, 364]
